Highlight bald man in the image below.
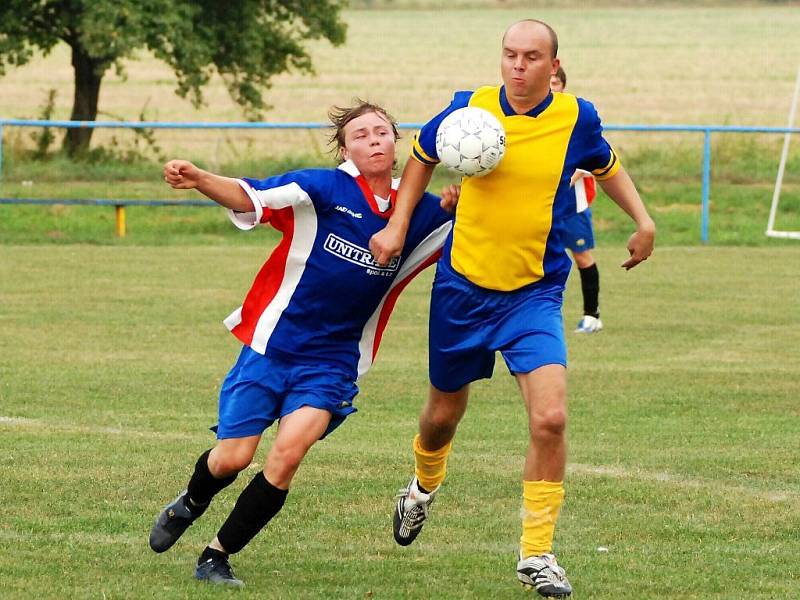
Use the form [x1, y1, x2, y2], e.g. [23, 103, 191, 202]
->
[371, 19, 655, 597]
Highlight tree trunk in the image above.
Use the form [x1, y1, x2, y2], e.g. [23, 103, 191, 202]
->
[64, 44, 105, 156]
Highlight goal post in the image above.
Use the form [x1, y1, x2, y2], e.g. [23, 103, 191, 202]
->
[766, 65, 800, 240]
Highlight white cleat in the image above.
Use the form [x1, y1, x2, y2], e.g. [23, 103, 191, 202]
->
[574, 315, 603, 334]
[393, 476, 438, 546]
[517, 553, 572, 597]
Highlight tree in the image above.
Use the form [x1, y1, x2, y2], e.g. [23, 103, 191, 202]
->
[0, 0, 347, 156]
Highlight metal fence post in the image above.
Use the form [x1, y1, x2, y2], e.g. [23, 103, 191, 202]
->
[701, 129, 711, 244]
[0, 124, 4, 181]
[115, 204, 127, 237]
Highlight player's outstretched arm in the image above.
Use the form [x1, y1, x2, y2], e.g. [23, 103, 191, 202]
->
[369, 158, 435, 266]
[163, 159, 252, 212]
[597, 166, 656, 270]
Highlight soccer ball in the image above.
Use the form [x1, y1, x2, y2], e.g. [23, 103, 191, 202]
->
[435, 107, 506, 177]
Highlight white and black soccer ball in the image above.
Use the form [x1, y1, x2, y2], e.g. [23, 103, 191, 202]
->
[435, 107, 506, 177]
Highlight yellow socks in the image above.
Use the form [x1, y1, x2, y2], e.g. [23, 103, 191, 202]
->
[413, 434, 452, 491]
[520, 480, 565, 557]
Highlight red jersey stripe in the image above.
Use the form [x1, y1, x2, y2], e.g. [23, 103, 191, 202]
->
[230, 208, 295, 346]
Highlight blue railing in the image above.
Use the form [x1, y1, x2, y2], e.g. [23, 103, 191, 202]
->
[1, 119, 799, 242]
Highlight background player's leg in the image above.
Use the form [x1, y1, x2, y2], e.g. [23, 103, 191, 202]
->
[574, 249, 602, 334]
[574, 249, 599, 317]
[573, 249, 595, 269]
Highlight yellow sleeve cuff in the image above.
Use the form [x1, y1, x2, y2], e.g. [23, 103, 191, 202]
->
[411, 135, 438, 165]
[592, 150, 621, 181]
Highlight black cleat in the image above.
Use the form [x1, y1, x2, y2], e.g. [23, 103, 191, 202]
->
[149, 490, 206, 553]
[195, 551, 244, 587]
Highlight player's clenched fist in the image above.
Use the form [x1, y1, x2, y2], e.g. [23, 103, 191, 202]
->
[369, 222, 406, 267]
[164, 159, 204, 189]
[439, 184, 461, 214]
[162, 160, 251, 211]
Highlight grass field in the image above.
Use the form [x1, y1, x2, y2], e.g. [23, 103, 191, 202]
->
[1, 244, 799, 599]
[2, 4, 800, 599]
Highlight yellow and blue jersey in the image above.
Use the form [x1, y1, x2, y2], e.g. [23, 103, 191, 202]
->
[412, 85, 620, 291]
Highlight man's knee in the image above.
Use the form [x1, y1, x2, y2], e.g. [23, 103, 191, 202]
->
[574, 250, 594, 269]
[532, 407, 568, 438]
[267, 440, 308, 478]
[425, 385, 468, 428]
[209, 444, 257, 476]
[425, 405, 461, 430]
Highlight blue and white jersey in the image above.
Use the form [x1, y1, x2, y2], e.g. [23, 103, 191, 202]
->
[223, 160, 452, 380]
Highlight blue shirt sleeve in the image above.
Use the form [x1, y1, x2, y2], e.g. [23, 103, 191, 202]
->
[241, 169, 336, 212]
[411, 91, 474, 164]
[574, 98, 620, 180]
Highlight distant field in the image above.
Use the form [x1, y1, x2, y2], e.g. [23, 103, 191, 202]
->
[1, 6, 799, 157]
[1, 244, 798, 599]
[3, 6, 798, 124]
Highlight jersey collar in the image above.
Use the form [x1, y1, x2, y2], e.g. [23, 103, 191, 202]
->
[499, 85, 553, 118]
[337, 159, 397, 218]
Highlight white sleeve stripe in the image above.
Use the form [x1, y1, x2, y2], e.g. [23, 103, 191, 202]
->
[395, 221, 452, 280]
[223, 306, 243, 330]
[254, 182, 313, 210]
[226, 179, 264, 230]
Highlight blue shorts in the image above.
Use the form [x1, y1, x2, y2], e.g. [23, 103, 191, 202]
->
[428, 264, 567, 393]
[214, 346, 358, 440]
[562, 208, 595, 252]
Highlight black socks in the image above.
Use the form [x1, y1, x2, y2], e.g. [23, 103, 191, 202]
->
[186, 449, 238, 508]
[216, 472, 288, 554]
[578, 263, 600, 318]
[185, 452, 287, 556]
[198, 545, 228, 565]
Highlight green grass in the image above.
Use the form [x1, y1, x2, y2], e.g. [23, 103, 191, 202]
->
[1, 245, 798, 598]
